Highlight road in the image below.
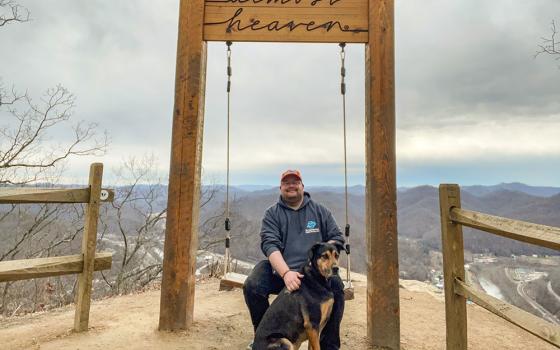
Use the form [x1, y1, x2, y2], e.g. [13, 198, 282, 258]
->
[547, 281, 560, 304]
[505, 267, 559, 324]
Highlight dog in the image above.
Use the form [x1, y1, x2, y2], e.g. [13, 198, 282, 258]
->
[252, 242, 341, 350]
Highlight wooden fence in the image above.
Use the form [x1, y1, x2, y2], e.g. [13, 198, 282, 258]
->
[439, 184, 560, 349]
[0, 163, 114, 332]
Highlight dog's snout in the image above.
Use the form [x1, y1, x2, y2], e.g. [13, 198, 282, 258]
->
[332, 266, 339, 274]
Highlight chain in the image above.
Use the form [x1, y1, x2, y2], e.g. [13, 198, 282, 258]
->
[339, 43, 348, 227]
[224, 41, 232, 274]
[339, 43, 351, 285]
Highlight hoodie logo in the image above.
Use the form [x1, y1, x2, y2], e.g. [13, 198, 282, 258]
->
[305, 220, 319, 234]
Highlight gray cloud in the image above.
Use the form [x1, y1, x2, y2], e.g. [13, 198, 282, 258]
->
[1, 0, 559, 185]
[395, 0, 560, 127]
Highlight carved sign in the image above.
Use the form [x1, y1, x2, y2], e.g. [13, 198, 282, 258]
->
[203, 0, 368, 43]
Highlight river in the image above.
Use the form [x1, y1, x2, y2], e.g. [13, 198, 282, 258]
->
[478, 277, 505, 300]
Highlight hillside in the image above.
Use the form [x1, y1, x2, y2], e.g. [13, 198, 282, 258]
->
[197, 184, 560, 283]
[0, 276, 555, 350]
[1, 183, 559, 341]
[200, 184, 560, 262]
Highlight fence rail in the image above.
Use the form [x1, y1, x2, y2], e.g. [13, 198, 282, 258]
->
[0, 187, 114, 204]
[0, 252, 112, 282]
[450, 207, 560, 251]
[0, 163, 113, 332]
[439, 184, 560, 349]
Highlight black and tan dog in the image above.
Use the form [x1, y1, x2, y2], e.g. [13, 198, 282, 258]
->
[252, 242, 341, 350]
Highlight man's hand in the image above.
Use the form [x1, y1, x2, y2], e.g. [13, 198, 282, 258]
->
[283, 270, 304, 292]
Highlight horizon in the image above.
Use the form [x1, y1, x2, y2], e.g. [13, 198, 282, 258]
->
[16, 181, 560, 193]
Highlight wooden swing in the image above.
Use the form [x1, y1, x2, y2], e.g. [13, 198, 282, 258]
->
[218, 42, 354, 301]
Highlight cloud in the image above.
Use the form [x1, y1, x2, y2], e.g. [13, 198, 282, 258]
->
[1, 0, 559, 185]
[395, 0, 560, 127]
[398, 115, 560, 161]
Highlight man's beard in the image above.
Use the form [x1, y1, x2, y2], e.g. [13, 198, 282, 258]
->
[282, 192, 303, 205]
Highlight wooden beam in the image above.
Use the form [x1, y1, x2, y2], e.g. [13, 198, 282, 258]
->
[159, 0, 207, 331]
[0, 253, 112, 282]
[74, 163, 104, 332]
[454, 279, 560, 347]
[0, 188, 114, 204]
[439, 184, 468, 350]
[365, 0, 399, 348]
[450, 208, 560, 251]
[203, 0, 368, 43]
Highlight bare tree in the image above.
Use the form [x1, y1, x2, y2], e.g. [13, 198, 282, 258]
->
[95, 155, 167, 295]
[96, 158, 226, 295]
[0, 0, 29, 27]
[1, 2, 108, 185]
[0, 201, 86, 315]
[0, 84, 109, 185]
[536, 20, 560, 66]
[0, 2, 108, 316]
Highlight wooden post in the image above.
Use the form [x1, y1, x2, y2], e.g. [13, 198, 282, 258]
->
[439, 184, 467, 349]
[365, 0, 399, 349]
[159, 0, 207, 331]
[74, 163, 103, 332]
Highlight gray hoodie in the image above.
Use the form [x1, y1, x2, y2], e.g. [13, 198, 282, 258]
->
[260, 192, 345, 270]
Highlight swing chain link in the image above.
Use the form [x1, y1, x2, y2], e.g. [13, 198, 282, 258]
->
[226, 41, 232, 93]
[339, 43, 346, 95]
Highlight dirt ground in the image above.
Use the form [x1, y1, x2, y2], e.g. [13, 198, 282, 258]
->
[0, 273, 555, 350]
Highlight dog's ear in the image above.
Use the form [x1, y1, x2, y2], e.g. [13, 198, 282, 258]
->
[308, 242, 323, 262]
[332, 241, 345, 254]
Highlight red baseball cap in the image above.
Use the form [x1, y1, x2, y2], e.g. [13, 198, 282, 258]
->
[280, 169, 302, 183]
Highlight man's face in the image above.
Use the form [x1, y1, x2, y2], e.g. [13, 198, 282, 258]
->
[280, 175, 304, 203]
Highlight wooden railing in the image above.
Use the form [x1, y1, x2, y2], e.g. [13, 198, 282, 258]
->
[439, 184, 560, 349]
[0, 163, 114, 332]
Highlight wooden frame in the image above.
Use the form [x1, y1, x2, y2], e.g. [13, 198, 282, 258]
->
[160, 1, 399, 348]
[439, 184, 560, 349]
[0, 163, 114, 332]
[203, 0, 369, 43]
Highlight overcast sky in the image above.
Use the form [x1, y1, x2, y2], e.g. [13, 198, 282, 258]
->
[1, 0, 559, 187]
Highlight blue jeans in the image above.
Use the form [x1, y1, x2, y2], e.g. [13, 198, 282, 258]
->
[243, 260, 345, 350]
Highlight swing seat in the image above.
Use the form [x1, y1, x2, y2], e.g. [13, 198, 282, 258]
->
[343, 281, 354, 301]
[219, 271, 247, 291]
[219, 272, 355, 301]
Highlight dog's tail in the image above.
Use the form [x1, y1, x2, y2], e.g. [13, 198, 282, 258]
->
[266, 334, 293, 350]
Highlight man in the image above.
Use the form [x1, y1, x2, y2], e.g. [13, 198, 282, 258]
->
[243, 169, 346, 350]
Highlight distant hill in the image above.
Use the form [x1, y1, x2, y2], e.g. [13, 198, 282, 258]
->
[228, 182, 560, 197]
[50, 182, 557, 278]
[191, 182, 560, 281]
[396, 186, 560, 256]
[6, 181, 556, 284]
[462, 182, 560, 197]
[124, 182, 560, 260]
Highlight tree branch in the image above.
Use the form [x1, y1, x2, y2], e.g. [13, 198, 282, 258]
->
[0, 85, 109, 185]
[535, 20, 560, 66]
[0, 1, 30, 27]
